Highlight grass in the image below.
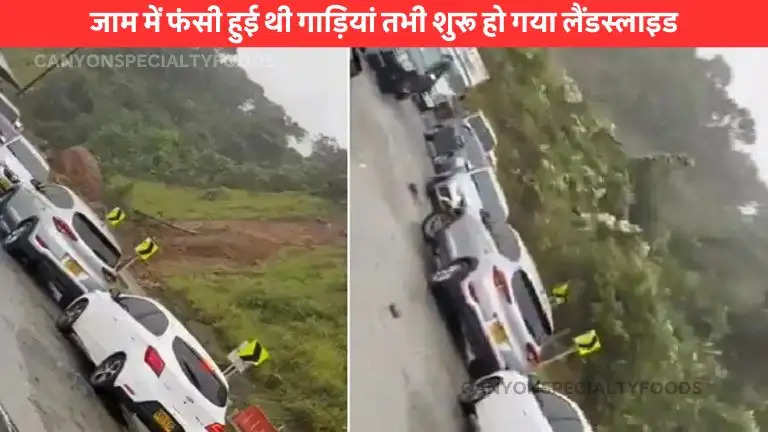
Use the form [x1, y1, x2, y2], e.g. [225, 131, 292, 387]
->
[162, 245, 347, 432]
[109, 177, 335, 221]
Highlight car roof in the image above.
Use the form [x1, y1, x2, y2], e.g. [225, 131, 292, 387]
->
[127, 294, 230, 388]
[5, 135, 49, 172]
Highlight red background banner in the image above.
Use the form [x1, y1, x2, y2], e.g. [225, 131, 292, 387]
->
[0, 0, 763, 47]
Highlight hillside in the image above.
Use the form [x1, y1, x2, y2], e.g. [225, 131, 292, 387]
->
[2, 48, 347, 431]
[469, 48, 764, 431]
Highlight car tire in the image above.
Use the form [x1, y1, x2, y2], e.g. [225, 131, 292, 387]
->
[458, 376, 503, 414]
[90, 353, 126, 390]
[429, 258, 475, 316]
[421, 211, 453, 243]
[3, 218, 34, 260]
[56, 298, 88, 334]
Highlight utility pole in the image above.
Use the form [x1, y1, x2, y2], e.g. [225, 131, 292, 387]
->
[17, 48, 80, 96]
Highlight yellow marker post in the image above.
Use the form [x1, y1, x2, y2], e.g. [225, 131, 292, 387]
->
[237, 340, 270, 367]
[573, 330, 601, 357]
[551, 282, 570, 305]
[135, 237, 159, 262]
[106, 207, 126, 227]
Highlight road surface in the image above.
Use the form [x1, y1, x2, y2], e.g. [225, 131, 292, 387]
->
[0, 252, 125, 432]
[349, 68, 470, 432]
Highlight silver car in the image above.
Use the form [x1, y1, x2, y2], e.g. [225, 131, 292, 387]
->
[422, 210, 554, 378]
[0, 183, 122, 306]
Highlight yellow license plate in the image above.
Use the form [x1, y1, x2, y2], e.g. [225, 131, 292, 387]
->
[63, 257, 84, 276]
[153, 409, 175, 432]
[0, 178, 10, 191]
[489, 321, 508, 344]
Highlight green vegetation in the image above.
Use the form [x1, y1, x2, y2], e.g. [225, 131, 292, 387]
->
[110, 178, 335, 221]
[1, 48, 347, 431]
[164, 246, 347, 432]
[471, 48, 765, 430]
[2, 48, 347, 202]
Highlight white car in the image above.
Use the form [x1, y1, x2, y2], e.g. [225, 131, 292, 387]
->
[0, 135, 50, 192]
[0, 183, 122, 306]
[459, 370, 593, 432]
[57, 291, 230, 432]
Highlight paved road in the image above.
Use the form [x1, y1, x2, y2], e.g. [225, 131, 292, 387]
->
[0, 252, 125, 432]
[349, 68, 470, 432]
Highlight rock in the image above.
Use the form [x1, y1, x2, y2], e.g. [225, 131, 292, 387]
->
[48, 146, 103, 202]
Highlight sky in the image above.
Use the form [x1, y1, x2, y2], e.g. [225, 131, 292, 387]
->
[698, 48, 768, 186]
[237, 48, 348, 156]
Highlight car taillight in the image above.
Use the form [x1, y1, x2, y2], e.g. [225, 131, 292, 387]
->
[526, 343, 540, 364]
[144, 346, 165, 376]
[467, 283, 479, 303]
[53, 217, 78, 241]
[35, 236, 48, 250]
[206, 423, 226, 432]
[493, 267, 512, 303]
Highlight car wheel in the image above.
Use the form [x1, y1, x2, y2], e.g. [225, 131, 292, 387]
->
[3, 219, 33, 259]
[421, 211, 452, 243]
[56, 298, 88, 334]
[459, 376, 503, 414]
[90, 353, 126, 390]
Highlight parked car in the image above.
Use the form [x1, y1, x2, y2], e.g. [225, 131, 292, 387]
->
[57, 291, 230, 432]
[422, 210, 553, 377]
[0, 101, 21, 146]
[426, 123, 494, 170]
[0, 92, 21, 131]
[0, 183, 122, 306]
[365, 48, 454, 99]
[426, 163, 509, 224]
[0, 135, 50, 192]
[459, 370, 593, 432]
[350, 48, 363, 78]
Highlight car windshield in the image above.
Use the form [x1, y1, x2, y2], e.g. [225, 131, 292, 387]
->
[467, 115, 496, 151]
[40, 185, 75, 209]
[72, 213, 121, 267]
[534, 390, 585, 432]
[7, 139, 48, 183]
[172, 337, 228, 407]
[471, 171, 507, 222]
[511, 270, 553, 344]
[117, 297, 170, 336]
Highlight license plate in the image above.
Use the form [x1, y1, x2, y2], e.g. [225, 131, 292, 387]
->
[0, 178, 10, 191]
[152, 409, 175, 432]
[489, 321, 508, 344]
[62, 257, 84, 276]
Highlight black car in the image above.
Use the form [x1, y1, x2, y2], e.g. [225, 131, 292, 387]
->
[365, 49, 454, 99]
[350, 48, 363, 78]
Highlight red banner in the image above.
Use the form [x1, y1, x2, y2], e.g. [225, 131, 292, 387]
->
[231, 406, 278, 432]
[0, 0, 765, 47]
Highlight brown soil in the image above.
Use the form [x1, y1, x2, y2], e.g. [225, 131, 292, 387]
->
[120, 218, 346, 276]
[48, 146, 103, 202]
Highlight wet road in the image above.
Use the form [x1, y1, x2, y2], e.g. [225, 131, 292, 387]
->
[349, 68, 469, 431]
[0, 252, 124, 432]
